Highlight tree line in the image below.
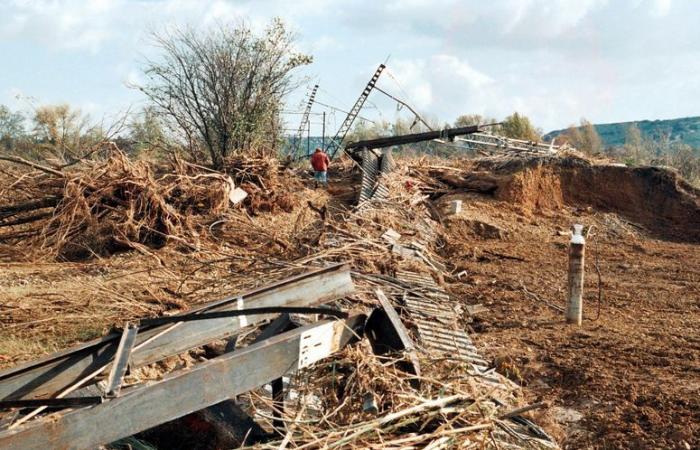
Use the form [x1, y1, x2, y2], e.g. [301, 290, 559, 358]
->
[556, 119, 700, 184]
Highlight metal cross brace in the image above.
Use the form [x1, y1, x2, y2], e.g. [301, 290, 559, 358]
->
[105, 323, 138, 397]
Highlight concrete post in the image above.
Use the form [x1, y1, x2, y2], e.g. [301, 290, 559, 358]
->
[566, 224, 586, 325]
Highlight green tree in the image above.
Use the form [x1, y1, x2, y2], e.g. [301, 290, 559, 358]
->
[0, 105, 25, 151]
[128, 106, 166, 156]
[620, 123, 651, 164]
[31, 104, 92, 162]
[667, 143, 700, 183]
[580, 119, 603, 154]
[138, 18, 312, 168]
[498, 112, 541, 141]
[453, 114, 497, 128]
[562, 118, 603, 155]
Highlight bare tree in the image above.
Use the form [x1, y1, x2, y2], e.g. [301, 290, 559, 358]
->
[137, 19, 312, 168]
[561, 118, 603, 155]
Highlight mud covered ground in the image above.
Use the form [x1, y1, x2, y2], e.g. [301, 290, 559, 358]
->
[1, 156, 698, 449]
[440, 193, 699, 449]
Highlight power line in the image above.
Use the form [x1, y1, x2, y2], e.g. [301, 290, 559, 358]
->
[280, 111, 325, 116]
[313, 99, 376, 123]
[372, 85, 433, 131]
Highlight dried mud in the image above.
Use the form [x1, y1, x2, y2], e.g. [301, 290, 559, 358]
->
[438, 180, 699, 449]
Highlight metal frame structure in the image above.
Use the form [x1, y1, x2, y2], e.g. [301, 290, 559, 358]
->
[290, 84, 319, 158]
[345, 125, 482, 153]
[0, 264, 354, 403]
[455, 132, 563, 155]
[326, 64, 386, 159]
[0, 316, 365, 450]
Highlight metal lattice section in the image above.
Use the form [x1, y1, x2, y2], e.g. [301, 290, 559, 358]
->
[327, 64, 385, 159]
[395, 270, 490, 371]
[289, 84, 319, 158]
[455, 132, 565, 155]
[357, 149, 389, 207]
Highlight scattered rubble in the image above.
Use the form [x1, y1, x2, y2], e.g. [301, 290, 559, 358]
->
[0, 146, 698, 449]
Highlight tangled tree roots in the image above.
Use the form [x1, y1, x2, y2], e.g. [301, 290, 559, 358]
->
[0, 151, 237, 260]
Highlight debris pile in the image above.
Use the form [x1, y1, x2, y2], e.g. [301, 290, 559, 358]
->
[3, 145, 699, 449]
[0, 151, 249, 260]
[0, 150, 562, 449]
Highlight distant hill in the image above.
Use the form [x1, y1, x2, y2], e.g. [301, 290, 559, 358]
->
[544, 116, 700, 148]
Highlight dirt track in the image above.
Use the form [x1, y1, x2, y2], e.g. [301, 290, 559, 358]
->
[439, 193, 699, 449]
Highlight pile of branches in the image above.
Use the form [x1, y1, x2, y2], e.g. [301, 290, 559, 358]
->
[224, 154, 296, 214]
[0, 151, 238, 260]
[243, 345, 556, 449]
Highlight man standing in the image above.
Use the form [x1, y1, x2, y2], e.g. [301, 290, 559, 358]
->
[310, 147, 330, 187]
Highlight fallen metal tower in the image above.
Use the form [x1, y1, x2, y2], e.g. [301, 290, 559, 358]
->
[346, 125, 482, 205]
[0, 265, 359, 449]
[345, 124, 482, 153]
[327, 64, 386, 159]
[455, 132, 563, 155]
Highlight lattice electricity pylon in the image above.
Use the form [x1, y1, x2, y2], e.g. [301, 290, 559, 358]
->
[454, 132, 563, 155]
[289, 84, 319, 158]
[326, 64, 386, 159]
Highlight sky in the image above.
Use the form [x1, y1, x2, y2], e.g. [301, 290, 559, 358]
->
[1, 0, 699, 135]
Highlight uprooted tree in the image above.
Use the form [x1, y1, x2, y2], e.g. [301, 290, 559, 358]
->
[137, 19, 312, 169]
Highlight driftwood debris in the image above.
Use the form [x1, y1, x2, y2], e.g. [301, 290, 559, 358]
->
[0, 151, 251, 259]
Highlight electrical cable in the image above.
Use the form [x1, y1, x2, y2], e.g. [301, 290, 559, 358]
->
[313, 99, 376, 123]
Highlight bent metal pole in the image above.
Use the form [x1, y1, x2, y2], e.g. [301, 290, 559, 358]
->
[566, 224, 586, 325]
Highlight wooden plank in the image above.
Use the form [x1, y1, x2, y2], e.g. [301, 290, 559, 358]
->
[465, 304, 488, 316]
[380, 228, 401, 244]
[228, 187, 248, 205]
[0, 264, 354, 401]
[0, 316, 365, 450]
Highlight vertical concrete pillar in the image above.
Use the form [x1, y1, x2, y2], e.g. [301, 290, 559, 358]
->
[566, 224, 586, 325]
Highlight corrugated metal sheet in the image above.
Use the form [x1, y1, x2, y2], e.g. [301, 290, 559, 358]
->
[395, 270, 490, 372]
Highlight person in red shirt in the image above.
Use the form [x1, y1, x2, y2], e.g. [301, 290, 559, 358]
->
[310, 147, 330, 187]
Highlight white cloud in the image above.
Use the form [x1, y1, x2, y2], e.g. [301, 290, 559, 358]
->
[503, 0, 609, 36]
[0, 0, 123, 52]
[0, 0, 697, 131]
[649, 0, 672, 17]
[382, 55, 496, 123]
[431, 55, 494, 89]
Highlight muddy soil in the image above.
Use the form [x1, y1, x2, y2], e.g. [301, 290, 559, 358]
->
[439, 193, 699, 449]
[2, 157, 698, 449]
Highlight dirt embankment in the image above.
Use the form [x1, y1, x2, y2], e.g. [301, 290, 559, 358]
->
[425, 154, 700, 448]
[442, 156, 700, 242]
